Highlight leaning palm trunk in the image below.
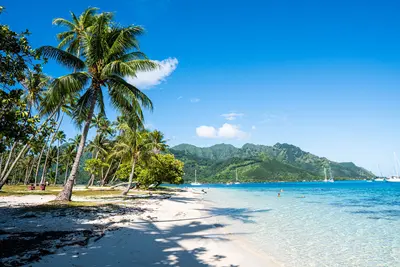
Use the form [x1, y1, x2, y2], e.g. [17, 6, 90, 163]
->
[56, 89, 98, 201]
[86, 151, 99, 188]
[122, 156, 136, 196]
[25, 160, 36, 185]
[101, 159, 114, 186]
[34, 145, 46, 186]
[64, 160, 70, 185]
[54, 142, 60, 185]
[40, 117, 63, 185]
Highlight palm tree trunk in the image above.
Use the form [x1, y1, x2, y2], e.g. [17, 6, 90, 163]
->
[101, 159, 114, 186]
[0, 154, 3, 179]
[0, 109, 58, 190]
[109, 159, 122, 185]
[54, 140, 60, 185]
[86, 151, 99, 188]
[64, 160, 70, 185]
[34, 144, 46, 186]
[122, 156, 136, 196]
[25, 159, 35, 185]
[40, 116, 63, 185]
[0, 143, 16, 178]
[56, 88, 98, 201]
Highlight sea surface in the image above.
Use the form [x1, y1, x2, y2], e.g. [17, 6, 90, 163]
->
[191, 181, 400, 267]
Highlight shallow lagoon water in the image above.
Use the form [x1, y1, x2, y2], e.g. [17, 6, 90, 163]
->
[193, 182, 400, 267]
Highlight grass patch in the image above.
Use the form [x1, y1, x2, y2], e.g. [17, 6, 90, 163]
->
[0, 185, 60, 196]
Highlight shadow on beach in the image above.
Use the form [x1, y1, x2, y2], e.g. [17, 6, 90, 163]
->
[0, 200, 266, 266]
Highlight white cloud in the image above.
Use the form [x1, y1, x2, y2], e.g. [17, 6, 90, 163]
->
[251, 125, 256, 130]
[196, 123, 249, 139]
[126, 57, 178, 89]
[196, 126, 217, 138]
[221, 112, 244, 121]
[190, 98, 200, 103]
[177, 96, 183, 100]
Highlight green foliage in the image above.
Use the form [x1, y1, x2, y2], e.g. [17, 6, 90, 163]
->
[0, 89, 39, 151]
[137, 154, 184, 188]
[115, 163, 131, 181]
[84, 158, 109, 176]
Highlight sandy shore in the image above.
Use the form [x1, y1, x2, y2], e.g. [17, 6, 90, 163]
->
[0, 189, 281, 267]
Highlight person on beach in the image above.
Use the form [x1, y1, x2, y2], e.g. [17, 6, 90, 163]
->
[278, 192, 281, 197]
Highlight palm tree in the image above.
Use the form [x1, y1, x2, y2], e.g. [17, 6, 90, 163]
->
[86, 134, 110, 187]
[39, 10, 156, 201]
[22, 71, 50, 112]
[111, 122, 153, 195]
[62, 144, 76, 184]
[149, 130, 167, 154]
[53, 7, 98, 59]
[54, 130, 66, 184]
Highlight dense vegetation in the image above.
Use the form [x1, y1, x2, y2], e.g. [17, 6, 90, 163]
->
[0, 7, 184, 200]
[170, 143, 375, 183]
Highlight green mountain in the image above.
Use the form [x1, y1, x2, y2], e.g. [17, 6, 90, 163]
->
[169, 143, 374, 183]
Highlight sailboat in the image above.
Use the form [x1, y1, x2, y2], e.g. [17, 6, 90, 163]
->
[323, 167, 334, 182]
[191, 170, 202, 186]
[328, 168, 335, 183]
[374, 164, 385, 182]
[387, 153, 400, 183]
[234, 169, 240, 185]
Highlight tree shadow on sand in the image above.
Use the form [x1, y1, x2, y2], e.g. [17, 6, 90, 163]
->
[0, 202, 265, 267]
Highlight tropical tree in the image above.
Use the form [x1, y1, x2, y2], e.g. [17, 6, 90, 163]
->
[38, 10, 157, 200]
[54, 130, 66, 184]
[61, 144, 76, 184]
[53, 7, 98, 59]
[111, 123, 153, 195]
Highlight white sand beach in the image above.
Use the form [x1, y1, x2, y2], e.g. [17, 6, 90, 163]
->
[0, 189, 282, 267]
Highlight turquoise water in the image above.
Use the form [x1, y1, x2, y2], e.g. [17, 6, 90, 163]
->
[198, 182, 400, 267]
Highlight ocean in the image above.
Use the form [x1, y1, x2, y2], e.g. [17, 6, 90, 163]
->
[196, 181, 400, 267]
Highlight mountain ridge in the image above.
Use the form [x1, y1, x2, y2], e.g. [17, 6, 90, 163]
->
[169, 143, 374, 183]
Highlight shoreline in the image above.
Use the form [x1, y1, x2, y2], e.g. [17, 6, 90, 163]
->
[1, 188, 281, 267]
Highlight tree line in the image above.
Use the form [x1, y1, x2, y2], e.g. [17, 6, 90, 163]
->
[0, 6, 184, 201]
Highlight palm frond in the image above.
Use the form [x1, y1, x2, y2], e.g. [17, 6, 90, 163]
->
[52, 18, 75, 29]
[37, 46, 85, 71]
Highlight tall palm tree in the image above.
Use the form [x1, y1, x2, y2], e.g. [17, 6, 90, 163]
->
[53, 7, 98, 59]
[22, 71, 50, 112]
[54, 130, 66, 184]
[39, 11, 157, 201]
[111, 122, 153, 195]
[149, 130, 167, 154]
[86, 134, 110, 187]
[62, 144, 76, 184]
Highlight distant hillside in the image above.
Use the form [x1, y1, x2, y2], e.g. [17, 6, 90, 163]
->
[169, 143, 374, 183]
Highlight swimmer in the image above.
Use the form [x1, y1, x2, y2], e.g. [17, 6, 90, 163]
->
[280, 189, 284, 192]
[278, 193, 281, 197]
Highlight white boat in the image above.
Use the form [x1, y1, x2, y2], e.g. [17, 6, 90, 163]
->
[387, 153, 400, 183]
[328, 168, 334, 183]
[324, 167, 328, 182]
[386, 176, 400, 183]
[226, 182, 233, 185]
[374, 177, 386, 182]
[234, 169, 240, 184]
[191, 170, 202, 186]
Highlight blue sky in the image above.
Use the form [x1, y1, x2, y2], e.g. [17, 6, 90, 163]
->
[2, 0, 400, 175]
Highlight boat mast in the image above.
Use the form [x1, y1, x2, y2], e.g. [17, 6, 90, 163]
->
[377, 164, 383, 177]
[195, 169, 197, 183]
[394, 152, 399, 177]
[324, 167, 327, 181]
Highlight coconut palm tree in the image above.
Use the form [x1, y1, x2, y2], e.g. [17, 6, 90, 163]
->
[22, 71, 50, 112]
[111, 122, 153, 195]
[86, 134, 110, 186]
[38, 11, 156, 201]
[54, 130, 66, 184]
[62, 144, 76, 184]
[149, 130, 167, 154]
[53, 7, 98, 59]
